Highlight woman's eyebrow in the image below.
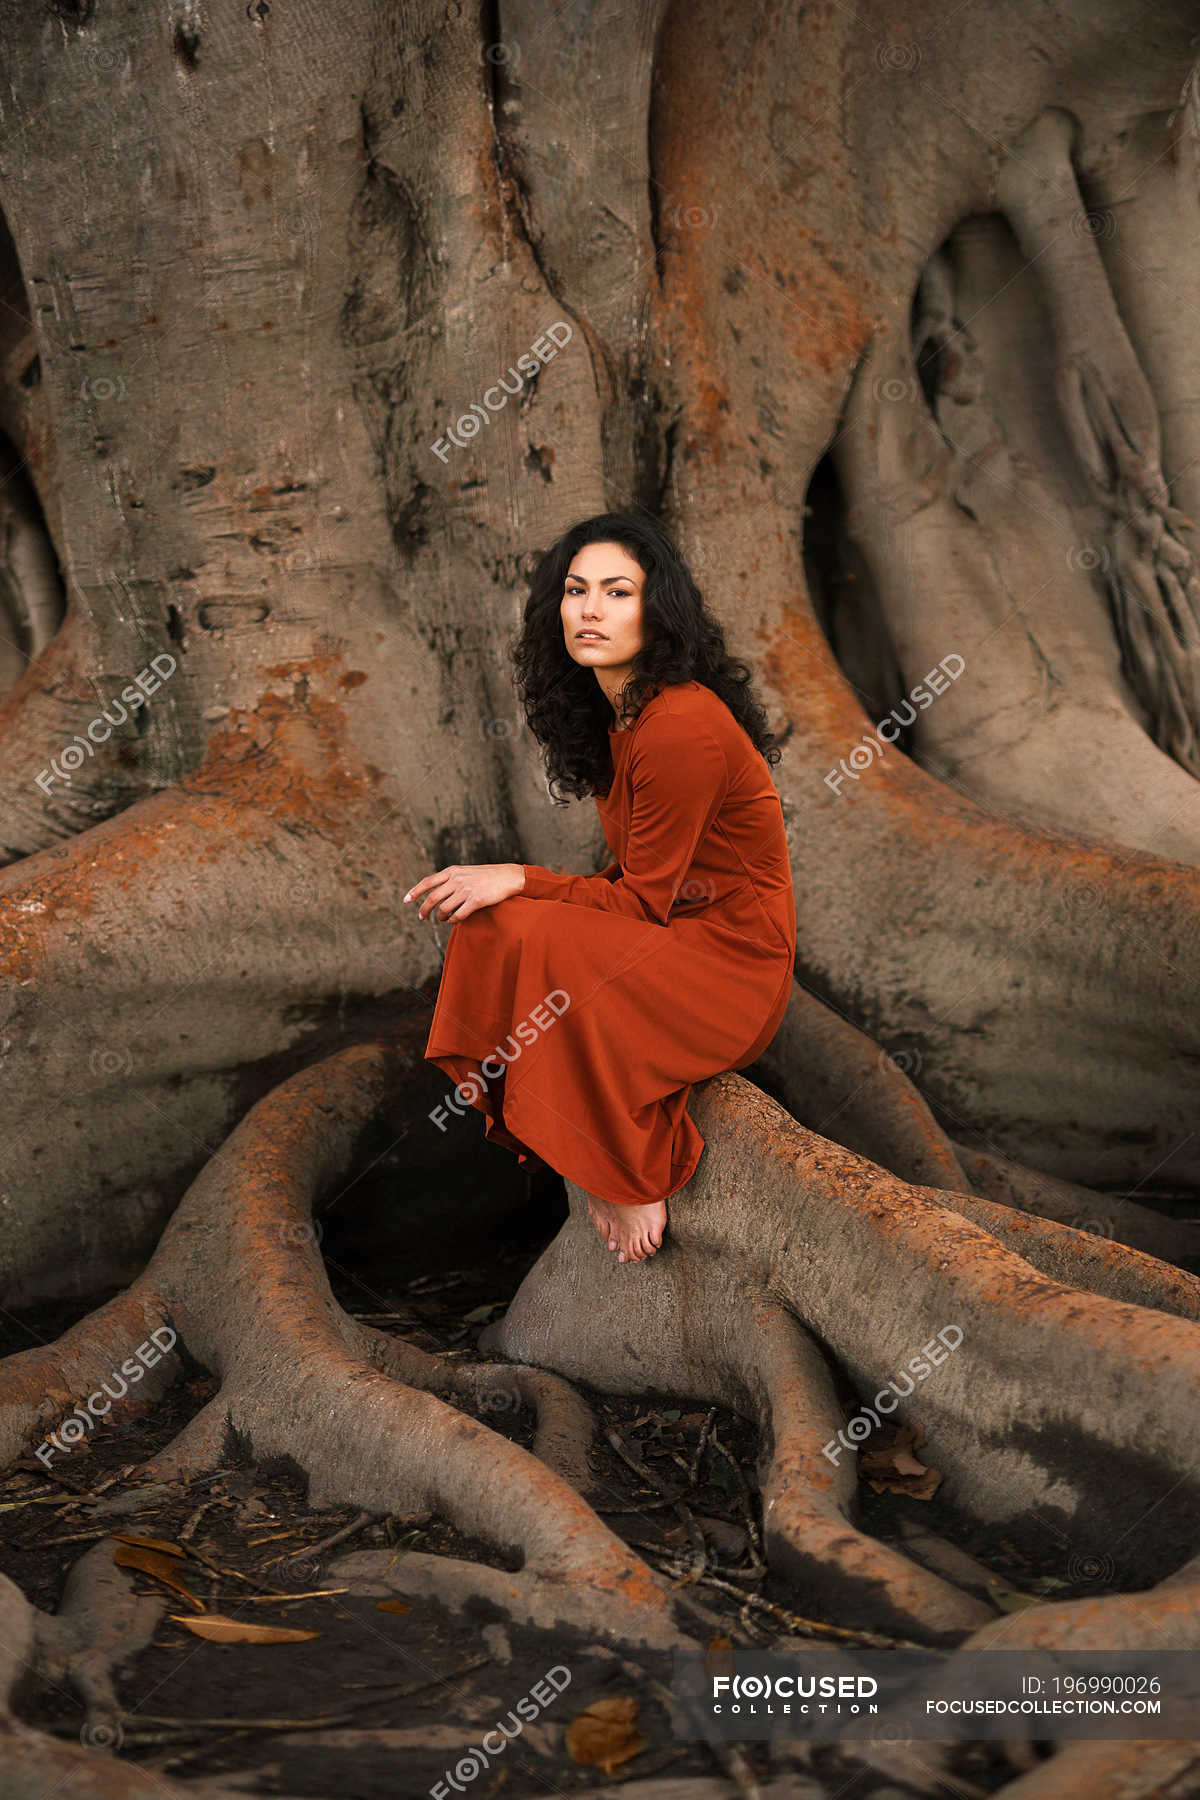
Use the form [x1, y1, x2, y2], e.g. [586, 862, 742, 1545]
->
[564, 574, 636, 584]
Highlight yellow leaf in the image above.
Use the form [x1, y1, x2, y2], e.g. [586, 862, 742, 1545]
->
[566, 1695, 646, 1774]
[113, 1542, 204, 1610]
[168, 1614, 319, 1643]
[112, 1532, 187, 1558]
[375, 1599, 411, 1614]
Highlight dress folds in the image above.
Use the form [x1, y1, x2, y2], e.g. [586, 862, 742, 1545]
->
[422, 679, 796, 1204]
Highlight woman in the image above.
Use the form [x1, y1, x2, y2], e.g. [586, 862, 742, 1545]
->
[404, 512, 796, 1266]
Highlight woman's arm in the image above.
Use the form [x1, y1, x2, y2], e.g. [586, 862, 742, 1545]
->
[520, 713, 729, 925]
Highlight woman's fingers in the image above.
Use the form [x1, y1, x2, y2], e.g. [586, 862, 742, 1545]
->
[414, 875, 457, 920]
[404, 863, 512, 922]
[403, 866, 459, 911]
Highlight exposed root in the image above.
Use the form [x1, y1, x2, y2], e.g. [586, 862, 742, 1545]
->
[360, 1326, 601, 1499]
[755, 981, 971, 1193]
[488, 1072, 1200, 1597]
[0, 731, 434, 1311]
[756, 990, 1198, 1293]
[995, 106, 1200, 776]
[932, 1190, 1200, 1321]
[959, 1551, 1200, 1654]
[950, 1143, 1200, 1265]
[0, 1556, 271, 1800]
[491, 1186, 991, 1646]
[890, 1516, 1014, 1601]
[0, 613, 155, 861]
[6, 1039, 1199, 1796]
[0, 468, 64, 700]
[0, 1041, 689, 1659]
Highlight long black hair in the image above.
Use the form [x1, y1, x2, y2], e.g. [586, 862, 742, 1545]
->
[509, 511, 784, 802]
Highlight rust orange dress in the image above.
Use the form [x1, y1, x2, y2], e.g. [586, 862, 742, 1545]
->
[421, 679, 796, 1205]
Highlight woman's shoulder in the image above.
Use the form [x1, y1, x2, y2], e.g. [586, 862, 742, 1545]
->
[634, 680, 739, 746]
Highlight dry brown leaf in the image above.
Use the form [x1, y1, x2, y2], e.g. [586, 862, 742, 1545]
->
[112, 1532, 187, 1558]
[375, 1598, 411, 1614]
[113, 1542, 205, 1609]
[168, 1613, 319, 1644]
[859, 1424, 943, 1499]
[565, 1695, 646, 1774]
[704, 1635, 734, 1681]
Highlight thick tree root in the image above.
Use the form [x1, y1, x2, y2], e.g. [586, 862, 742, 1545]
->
[0, 731, 436, 1311]
[0, 1041, 688, 1659]
[0, 611, 156, 860]
[755, 982, 972, 1194]
[13, 1039, 1199, 1790]
[756, 988, 1197, 1279]
[950, 1144, 1200, 1265]
[995, 106, 1200, 777]
[0, 1555, 282, 1800]
[487, 1072, 1200, 1597]
[742, 1301, 991, 1640]
[359, 1326, 601, 1500]
[931, 1191, 1200, 1321]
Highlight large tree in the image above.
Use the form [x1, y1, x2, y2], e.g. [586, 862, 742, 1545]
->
[1, 1, 1198, 1794]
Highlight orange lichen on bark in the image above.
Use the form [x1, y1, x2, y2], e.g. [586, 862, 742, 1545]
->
[0, 660, 384, 983]
[183, 673, 381, 830]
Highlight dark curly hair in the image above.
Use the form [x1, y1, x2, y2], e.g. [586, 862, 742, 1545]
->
[509, 511, 784, 802]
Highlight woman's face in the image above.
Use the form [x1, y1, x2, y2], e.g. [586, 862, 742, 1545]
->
[560, 541, 646, 684]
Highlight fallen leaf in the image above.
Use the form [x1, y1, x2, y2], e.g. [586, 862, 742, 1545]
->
[168, 1614, 319, 1643]
[859, 1424, 942, 1499]
[704, 1635, 734, 1681]
[376, 1599, 411, 1614]
[112, 1532, 188, 1559]
[463, 1303, 503, 1323]
[565, 1695, 646, 1774]
[113, 1543, 204, 1610]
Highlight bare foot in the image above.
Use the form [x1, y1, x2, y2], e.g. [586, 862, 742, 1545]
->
[585, 1195, 668, 1263]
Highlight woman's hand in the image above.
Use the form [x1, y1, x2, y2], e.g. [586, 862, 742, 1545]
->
[403, 862, 526, 922]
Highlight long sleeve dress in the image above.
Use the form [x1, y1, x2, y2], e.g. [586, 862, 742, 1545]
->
[421, 679, 796, 1206]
